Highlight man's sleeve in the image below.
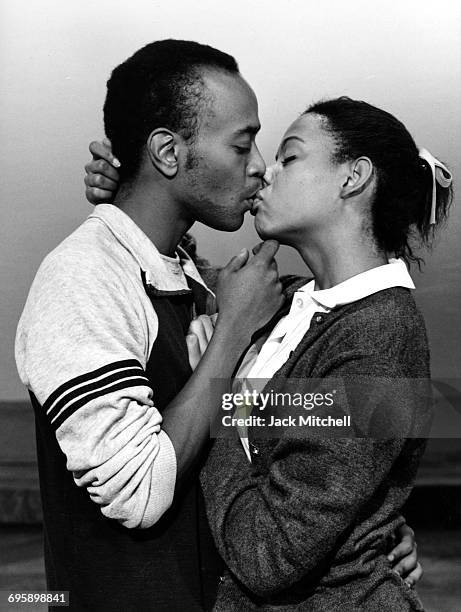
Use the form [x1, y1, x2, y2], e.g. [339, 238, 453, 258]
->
[15, 251, 176, 528]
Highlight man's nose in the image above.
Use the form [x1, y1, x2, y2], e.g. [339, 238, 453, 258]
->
[248, 144, 266, 178]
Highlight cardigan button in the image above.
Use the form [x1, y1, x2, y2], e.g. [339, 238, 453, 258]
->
[250, 443, 259, 456]
[315, 315, 324, 323]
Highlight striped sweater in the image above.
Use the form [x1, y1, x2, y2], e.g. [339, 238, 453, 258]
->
[15, 203, 212, 529]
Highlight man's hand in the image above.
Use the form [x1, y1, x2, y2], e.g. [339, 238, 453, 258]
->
[388, 523, 423, 588]
[84, 138, 121, 204]
[215, 240, 284, 340]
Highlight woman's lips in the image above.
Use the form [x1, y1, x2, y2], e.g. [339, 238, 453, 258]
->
[250, 192, 264, 215]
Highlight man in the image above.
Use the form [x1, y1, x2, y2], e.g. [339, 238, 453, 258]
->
[15, 39, 284, 611]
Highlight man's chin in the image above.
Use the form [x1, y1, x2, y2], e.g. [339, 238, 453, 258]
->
[202, 214, 245, 233]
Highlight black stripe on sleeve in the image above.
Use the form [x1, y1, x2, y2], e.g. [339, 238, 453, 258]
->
[46, 367, 150, 422]
[50, 377, 152, 431]
[43, 359, 144, 413]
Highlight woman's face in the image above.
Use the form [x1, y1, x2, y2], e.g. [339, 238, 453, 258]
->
[253, 113, 344, 245]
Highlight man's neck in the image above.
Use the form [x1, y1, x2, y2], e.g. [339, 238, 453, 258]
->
[114, 181, 193, 257]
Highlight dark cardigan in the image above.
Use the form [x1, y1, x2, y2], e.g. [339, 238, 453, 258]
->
[200, 277, 432, 611]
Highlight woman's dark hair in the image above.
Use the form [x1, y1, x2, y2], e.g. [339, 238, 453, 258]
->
[304, 97, 453, 265]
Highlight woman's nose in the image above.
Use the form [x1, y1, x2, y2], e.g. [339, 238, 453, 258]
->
[263, 165, 274, 186]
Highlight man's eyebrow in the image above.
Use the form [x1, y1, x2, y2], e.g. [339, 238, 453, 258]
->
[233, 125, 261, 137]
[275, 135, 305, 160]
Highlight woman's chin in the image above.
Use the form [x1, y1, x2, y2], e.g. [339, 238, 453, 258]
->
[254, 214, 277, 240]
[255, 225, 294, 248]
[255, 221, 287, 243]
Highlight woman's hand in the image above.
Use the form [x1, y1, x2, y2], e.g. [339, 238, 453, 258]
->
[186, 314, 218, 370]
[388, 523, 422, 588]
[84, 138, 121, 204]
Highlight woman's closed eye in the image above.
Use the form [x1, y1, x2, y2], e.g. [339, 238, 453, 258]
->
[281, 155, 297, 166]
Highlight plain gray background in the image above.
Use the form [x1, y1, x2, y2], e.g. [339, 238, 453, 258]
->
[1, 0, 460, 399]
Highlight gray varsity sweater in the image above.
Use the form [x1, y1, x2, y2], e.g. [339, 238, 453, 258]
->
[200, 278, 431, 611]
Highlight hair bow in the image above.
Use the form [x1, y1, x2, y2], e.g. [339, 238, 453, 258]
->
[418, 148, 453, 225]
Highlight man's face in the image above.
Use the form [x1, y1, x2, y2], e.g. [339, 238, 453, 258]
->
[179, 70, 266, 231]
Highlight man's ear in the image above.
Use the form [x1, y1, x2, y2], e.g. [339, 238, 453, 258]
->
[340, 157, 374, 199]
[147, 128, 179, 178]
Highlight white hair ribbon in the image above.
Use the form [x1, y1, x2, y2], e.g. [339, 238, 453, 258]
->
[418, 148, 453, 225]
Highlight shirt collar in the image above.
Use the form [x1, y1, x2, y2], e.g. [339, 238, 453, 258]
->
[88, 204, 211, 293]
[304, 258, 415, 310]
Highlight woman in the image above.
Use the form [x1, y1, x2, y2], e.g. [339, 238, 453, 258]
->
[199, 98, 453, 611]
[84, 97, 452, 609]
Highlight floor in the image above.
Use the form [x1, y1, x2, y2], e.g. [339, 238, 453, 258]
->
[0, 527, 46, 612]
[0, 526, 460, 611]
[2, 401, 461, 609]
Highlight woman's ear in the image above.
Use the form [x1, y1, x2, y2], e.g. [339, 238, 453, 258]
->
[340, 157, 374, 199]
[147, 128, 179, 178]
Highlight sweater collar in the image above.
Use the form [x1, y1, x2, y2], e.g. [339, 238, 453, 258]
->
[88, 204, 211, 294]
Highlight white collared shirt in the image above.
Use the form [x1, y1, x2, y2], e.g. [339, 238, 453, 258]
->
[235, 258, 415, 460]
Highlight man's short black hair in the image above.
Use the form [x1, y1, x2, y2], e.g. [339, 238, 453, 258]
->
[103, 39, 239, 181]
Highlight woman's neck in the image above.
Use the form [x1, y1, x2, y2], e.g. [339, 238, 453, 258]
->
[296, 226, 388, 290]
